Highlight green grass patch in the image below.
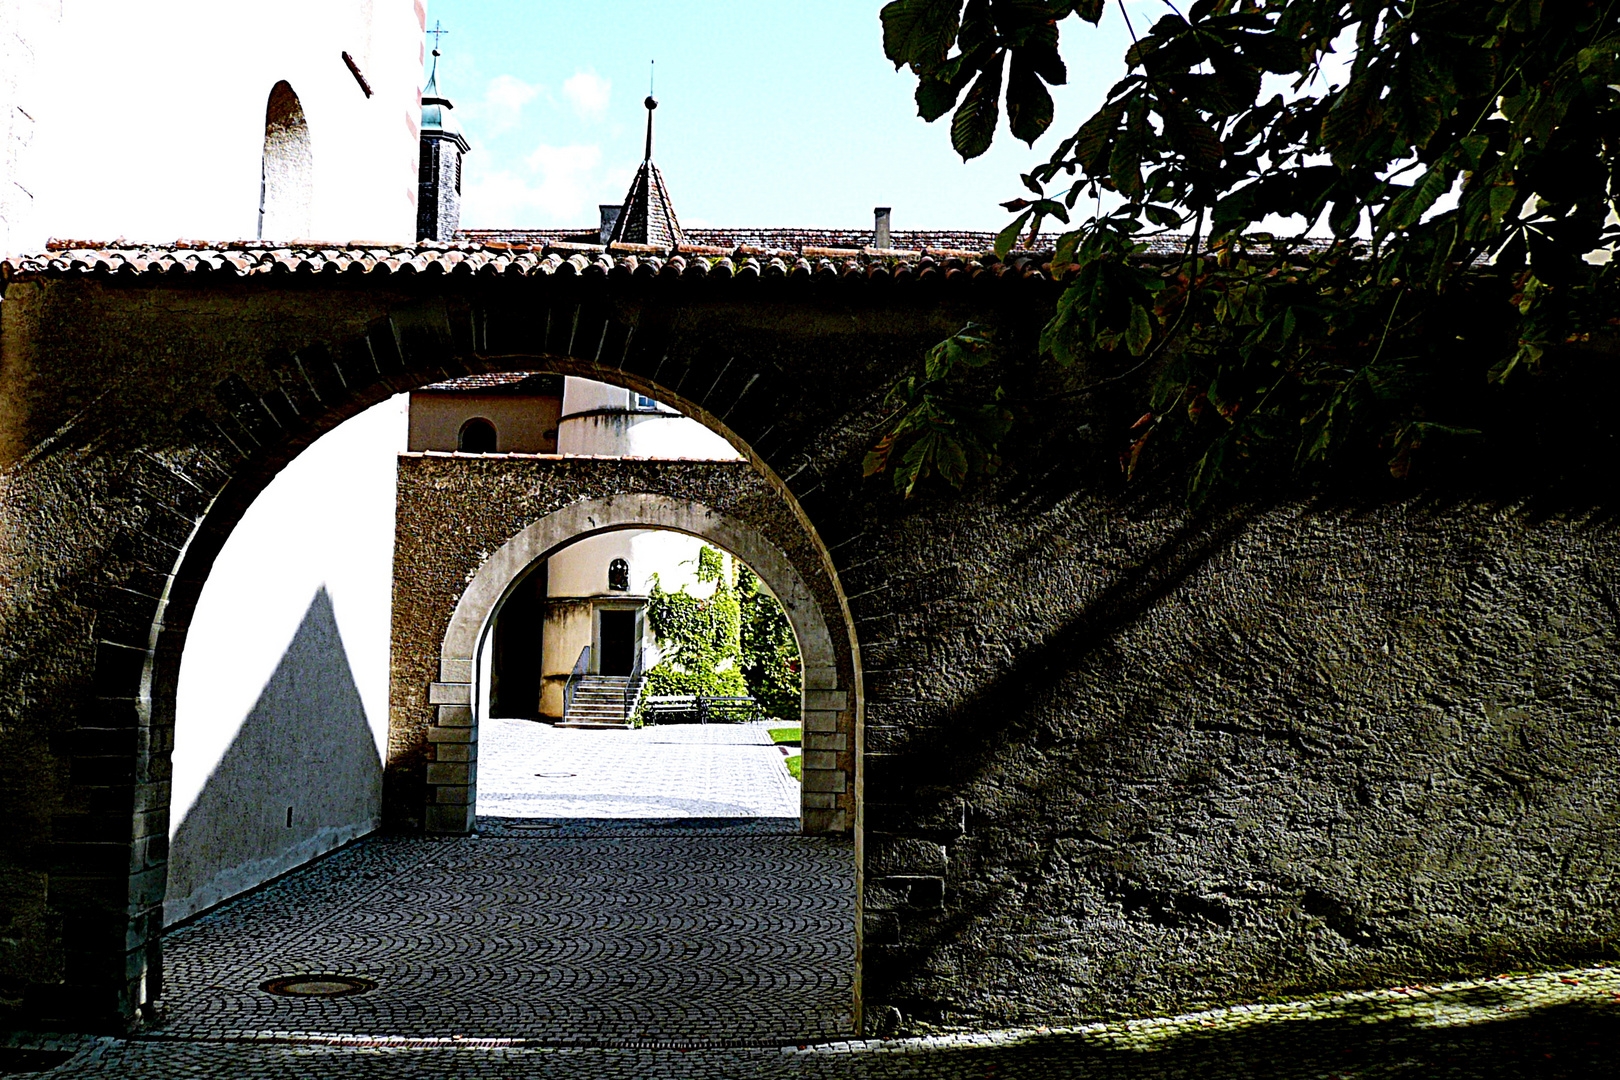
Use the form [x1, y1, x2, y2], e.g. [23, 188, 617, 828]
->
[785, 754, 802, 781]
[769, 725, 802, 747]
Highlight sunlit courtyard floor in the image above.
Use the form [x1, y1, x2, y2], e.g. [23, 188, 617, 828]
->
[475, 718, 801, 821]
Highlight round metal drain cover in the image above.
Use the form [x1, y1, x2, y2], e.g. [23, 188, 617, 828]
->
[260, 974, 375, 997]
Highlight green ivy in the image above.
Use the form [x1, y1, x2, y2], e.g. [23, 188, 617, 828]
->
[643, 546, 748, 700]
[640, 547, 803, 720]
[737, 563, 801, 722]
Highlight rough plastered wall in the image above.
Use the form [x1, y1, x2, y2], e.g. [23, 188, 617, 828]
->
[387, 454, 852, 831]
[850, 481, 1620, 1028]
[163, 396, 404, 925]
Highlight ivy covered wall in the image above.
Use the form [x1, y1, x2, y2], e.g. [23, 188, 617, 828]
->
[643, 545, 802, 720]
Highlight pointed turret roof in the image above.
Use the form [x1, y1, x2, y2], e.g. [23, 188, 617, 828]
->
[421, 47, 470, 153]
[608, 96, 684, 248]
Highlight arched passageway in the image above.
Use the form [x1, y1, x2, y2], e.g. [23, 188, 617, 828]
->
[0, 249, 1037, 1031]
[0, 249, 1043, 1036]
[9, 242, 1602, 1046]
[421, 493, 846, 835]
[150, 404, 859, 1045]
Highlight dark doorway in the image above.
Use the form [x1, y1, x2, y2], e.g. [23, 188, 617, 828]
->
[490, 564, 545, 717]
[599, 609, 635, 676]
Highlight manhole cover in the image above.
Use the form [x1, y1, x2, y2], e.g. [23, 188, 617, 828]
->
[260, 975, 376, 997]
[535, 772, 576, 778]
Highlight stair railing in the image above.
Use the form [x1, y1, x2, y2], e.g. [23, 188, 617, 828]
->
[563, 645, 590, 717]
[623, 644, 650, 721]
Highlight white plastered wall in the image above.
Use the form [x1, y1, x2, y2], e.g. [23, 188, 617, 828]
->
[557, 377, 741, 460]
[537, 530, 725, 716]
[0, 0, 428, 924]
[4, 0, 422, 251]
[166, 395, 408, 924]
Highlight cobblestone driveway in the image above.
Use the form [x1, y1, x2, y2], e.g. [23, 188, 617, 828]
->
[476, 719, 800, 821]
[154, 823, 853, 1045]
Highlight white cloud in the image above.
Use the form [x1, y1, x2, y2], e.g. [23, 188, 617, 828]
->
[563, 69, 612, 121]
[464, 74, 544, 137]
[462, 143, 604, 226]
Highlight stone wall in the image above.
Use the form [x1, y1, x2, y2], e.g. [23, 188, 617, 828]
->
[389, 455, 854, 835]
[0, 265, 1616, 1032]
[849, 483, 1620, 1027]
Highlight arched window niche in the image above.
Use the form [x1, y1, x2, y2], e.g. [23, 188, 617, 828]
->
[458, 417, 497, 453]
[259, 81, 314, 241]
[607, 558, 630, 592]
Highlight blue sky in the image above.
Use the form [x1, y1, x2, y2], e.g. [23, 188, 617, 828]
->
[427, 1, 1139, 232]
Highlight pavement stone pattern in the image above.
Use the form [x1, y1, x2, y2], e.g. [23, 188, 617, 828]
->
[11, 964, 1618, 1077]
[149, 826, 854, 1045]
[475, 719, 801, 821]
[9, 724, 1616, 1076]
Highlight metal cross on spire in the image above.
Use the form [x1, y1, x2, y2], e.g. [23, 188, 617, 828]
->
[427, 20, 449, 54]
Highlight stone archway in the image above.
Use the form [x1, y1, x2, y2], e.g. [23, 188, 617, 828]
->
[13, 244, 1607, 1040]
[0, 259, 1032, 1029]
[420, 492, 848, 835]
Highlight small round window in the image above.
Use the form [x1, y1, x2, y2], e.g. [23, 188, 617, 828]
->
[608, 558, 630, 591]
[458, 418, 497, 453]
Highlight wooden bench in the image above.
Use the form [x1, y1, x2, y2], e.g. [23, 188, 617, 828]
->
[643, 695, 699, 724]
[642, 695, 761, 725]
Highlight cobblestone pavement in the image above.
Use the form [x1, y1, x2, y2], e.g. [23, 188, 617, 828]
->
[145, 824, 854, 1046]
[476, 719, 800, 821]
[12, 964, 1618, 1077]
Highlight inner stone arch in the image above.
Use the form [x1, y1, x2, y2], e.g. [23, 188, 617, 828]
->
[416, 492, 847, 836]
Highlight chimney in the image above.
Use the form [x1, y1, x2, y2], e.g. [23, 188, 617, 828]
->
[599, 204, 623, 245]
[873, 207, 892, 249]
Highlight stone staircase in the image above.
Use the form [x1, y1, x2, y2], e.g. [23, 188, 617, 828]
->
[558, 675, 634, 728]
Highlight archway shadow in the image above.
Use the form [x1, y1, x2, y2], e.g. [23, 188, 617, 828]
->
[166, 587, 380, 925]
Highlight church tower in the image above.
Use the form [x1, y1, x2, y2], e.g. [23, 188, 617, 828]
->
[417, 40, 470, 241]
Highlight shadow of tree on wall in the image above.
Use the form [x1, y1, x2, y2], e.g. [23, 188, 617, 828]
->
[167, 587, 380, 923]
[876, 995, 1619, 1078]
[861, 485, 1620, 1022]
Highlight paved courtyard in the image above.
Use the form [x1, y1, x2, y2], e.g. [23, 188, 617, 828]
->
[6, 723, 1617, 1076]
[151, 825, 855, 1045]
[476, 718, 801, 821]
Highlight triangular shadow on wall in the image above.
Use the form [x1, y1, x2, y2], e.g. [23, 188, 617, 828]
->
[165, 586, 381, 924]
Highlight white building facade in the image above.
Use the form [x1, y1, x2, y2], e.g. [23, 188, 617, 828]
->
[1, 0, 429, 923]
[540, 378, 740, 720]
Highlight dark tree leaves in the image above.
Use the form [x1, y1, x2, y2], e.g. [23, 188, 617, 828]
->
[871, 0, 1620, 501]
[881, 0, 961, 71]
[952, 50, 1006, 159]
